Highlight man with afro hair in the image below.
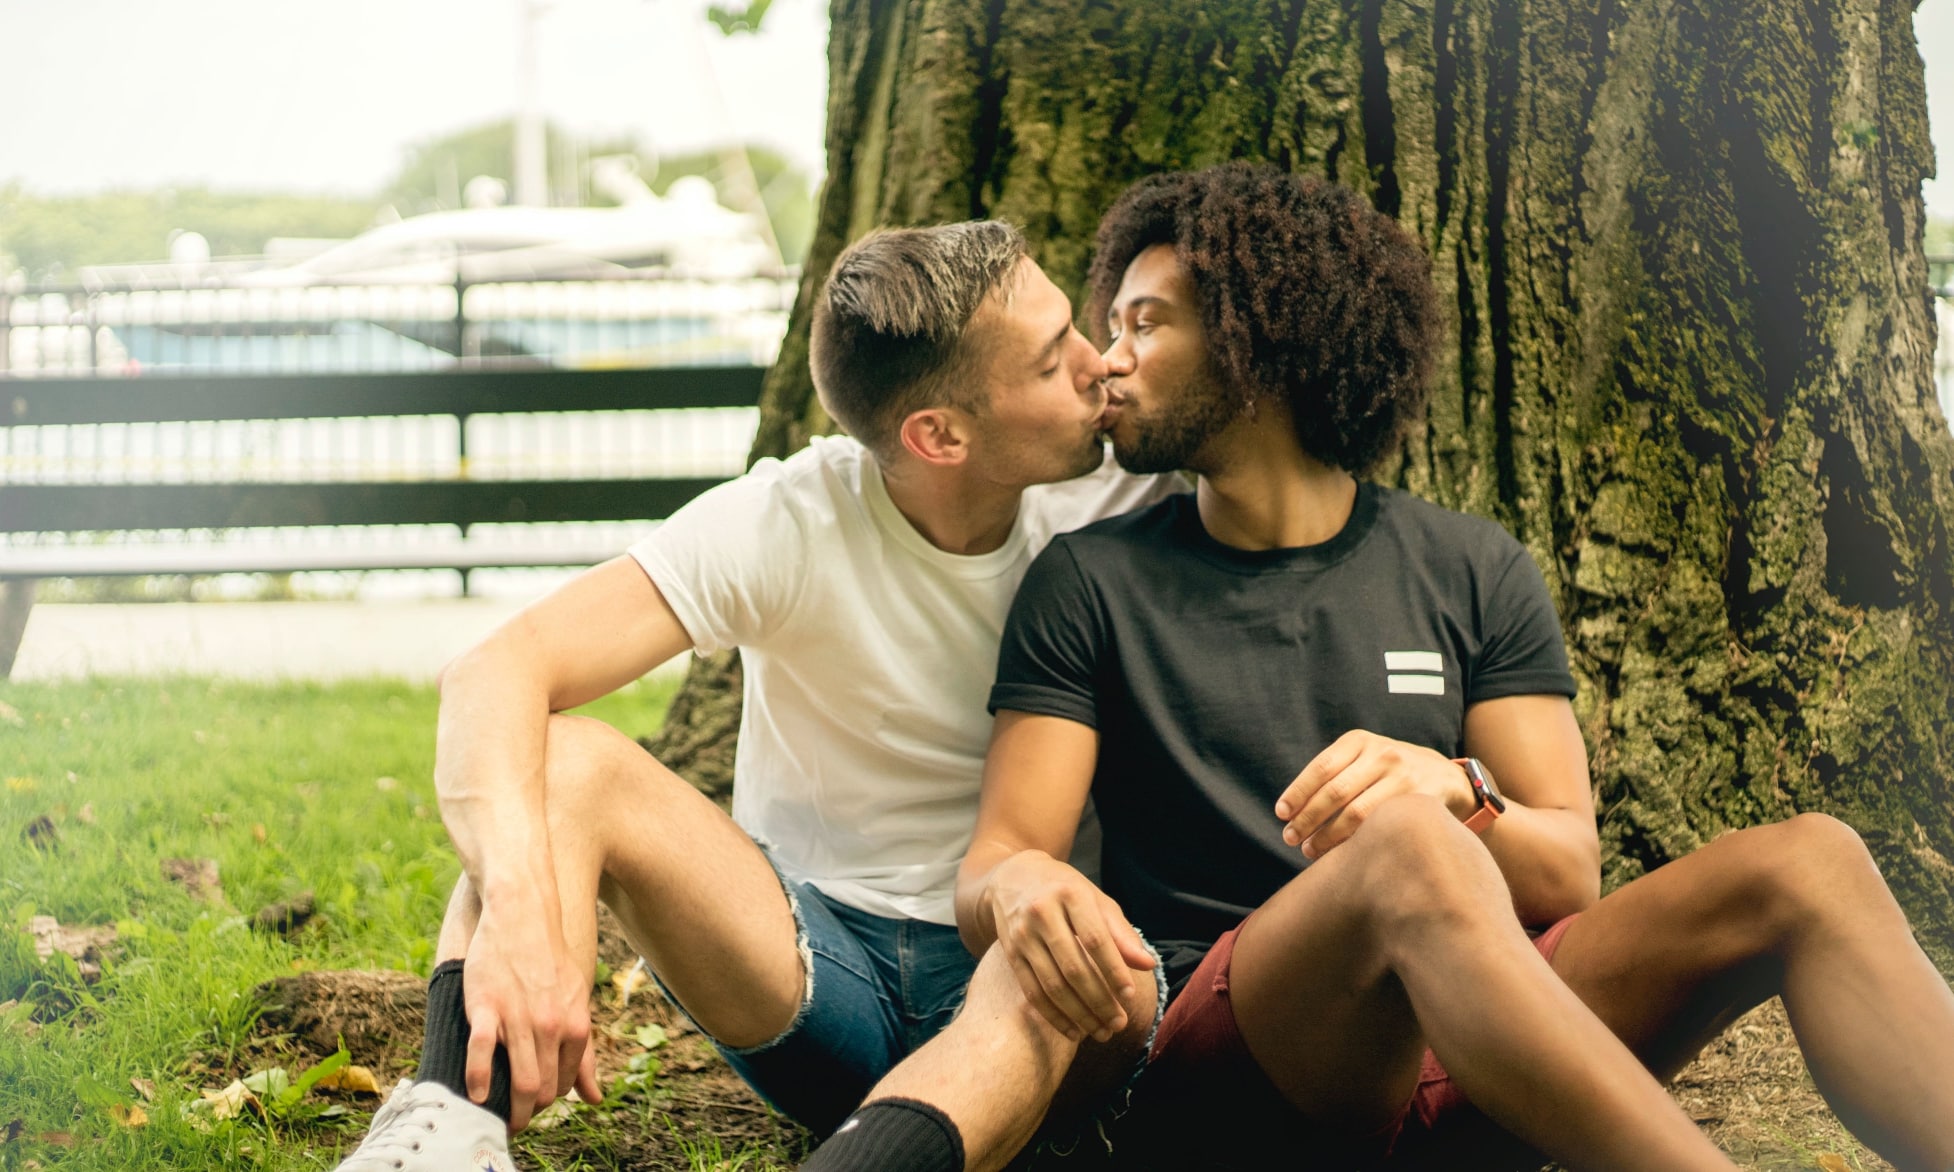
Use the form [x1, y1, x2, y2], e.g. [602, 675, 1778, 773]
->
[807, 165, 1954, 1171]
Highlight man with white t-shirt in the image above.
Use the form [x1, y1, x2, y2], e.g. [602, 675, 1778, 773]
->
[332, 221, 1180, 1172]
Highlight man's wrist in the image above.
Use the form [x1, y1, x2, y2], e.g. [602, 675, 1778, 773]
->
[1451, 757, 1506, 833]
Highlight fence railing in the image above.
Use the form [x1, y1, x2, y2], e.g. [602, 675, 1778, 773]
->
[1, 270, 799, 378]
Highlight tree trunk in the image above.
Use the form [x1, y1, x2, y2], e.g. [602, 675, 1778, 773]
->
[653, 0, 1954, 967]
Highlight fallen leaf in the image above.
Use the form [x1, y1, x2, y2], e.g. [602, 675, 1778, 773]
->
[374, 776, 399, 792]
[36, 1133, 72, 1147]
[75, 803, 95, 826]
[107, 1103, 147, 1128]
[22, 816, 57, 852]
[251, 822, 266, 843]
[197, 1080, 256, 1121]
[1815, 1156, 1851, 1172]
[129, 1078, 155, 1102]
[612, 958, 649, 1006]
[5, 777, 36, 793]
[26, 916, 116, 978]
[529, 1099, 576, 1129]
[634, 1022, 668, 1051]
[161, 858, 223, 903]
[314, 1065, 382, 1096]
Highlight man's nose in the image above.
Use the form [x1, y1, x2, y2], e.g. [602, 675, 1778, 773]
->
[1101, 339, 1134, 377]
[1078, 340, 1110, 386]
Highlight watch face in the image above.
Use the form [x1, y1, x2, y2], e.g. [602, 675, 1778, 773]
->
[1461, 758, 1505, 811]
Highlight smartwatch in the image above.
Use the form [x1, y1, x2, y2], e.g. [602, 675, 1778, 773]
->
[1452, 756, 1505, 834]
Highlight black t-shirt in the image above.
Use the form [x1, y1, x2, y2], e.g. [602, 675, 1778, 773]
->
[989, 484, 1577, 991]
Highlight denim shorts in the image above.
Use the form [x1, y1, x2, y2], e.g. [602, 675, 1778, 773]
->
[652, 867, 978, 1137]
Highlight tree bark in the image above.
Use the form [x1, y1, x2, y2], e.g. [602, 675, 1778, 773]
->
[653, 0, 1954, 967]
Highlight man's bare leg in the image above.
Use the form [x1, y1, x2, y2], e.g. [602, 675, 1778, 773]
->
[837, 946, 1156, 1172]
[433, 713, 803, 1119]
[1548, 813, 1954, 1171]
[1227, 795, 1733, 1171]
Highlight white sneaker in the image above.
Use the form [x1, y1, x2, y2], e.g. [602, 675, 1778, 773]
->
[333, 1079, 518, 1172]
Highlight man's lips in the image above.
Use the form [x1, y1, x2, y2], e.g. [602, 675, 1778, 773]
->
[1095, 392, 1129, 430]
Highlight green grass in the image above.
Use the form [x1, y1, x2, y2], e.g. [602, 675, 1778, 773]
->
[0, 675, 788, 1171]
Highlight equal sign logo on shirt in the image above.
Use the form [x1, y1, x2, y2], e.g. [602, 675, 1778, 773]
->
[1385, 651, 1446, 695]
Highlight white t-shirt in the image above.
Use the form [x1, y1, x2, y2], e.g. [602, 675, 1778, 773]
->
[629, 435, 1182, 924]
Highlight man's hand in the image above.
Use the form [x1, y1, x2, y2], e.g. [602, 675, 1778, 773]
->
[462, 899, 602, 1131]
[982, 851, 1154, 1043]
[1273, 730, 1478, 859]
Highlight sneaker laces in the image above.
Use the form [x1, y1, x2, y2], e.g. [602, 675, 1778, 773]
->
[341, 1085, 453, 1169]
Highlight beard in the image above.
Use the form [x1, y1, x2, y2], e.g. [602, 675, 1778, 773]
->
[1110, 370, 1244, 475]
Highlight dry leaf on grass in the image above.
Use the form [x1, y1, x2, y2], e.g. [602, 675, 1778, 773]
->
[129, 1078, 155, 1102]
[612, 958, 649, 1007]
[106, 1103, 147, 1128]
[26, 916, 115, 982]
[529, 1099, 577, 1130]
[161, 857, 223, 903]
[313, 1065, 382, 1096]
[75, 803, 94, 825]
[196, 1080, 258, 1122]
[1815, 1157, 1852, 1172]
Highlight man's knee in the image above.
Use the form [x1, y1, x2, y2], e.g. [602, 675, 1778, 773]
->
[1346, 794, 1504, 933]
[538, 712, 639, 816]
[1740, 812, 1885, 933]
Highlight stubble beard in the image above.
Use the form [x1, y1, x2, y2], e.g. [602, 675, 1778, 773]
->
[1111, 371, 1245, 476]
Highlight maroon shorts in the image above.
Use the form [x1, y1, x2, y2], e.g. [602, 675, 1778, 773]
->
[1120, 915, 1581, 1169]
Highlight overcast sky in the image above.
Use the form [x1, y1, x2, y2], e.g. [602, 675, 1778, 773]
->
[2, 0, 1952, 218]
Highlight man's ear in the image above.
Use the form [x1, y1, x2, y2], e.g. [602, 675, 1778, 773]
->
[898, 408, 971, 466]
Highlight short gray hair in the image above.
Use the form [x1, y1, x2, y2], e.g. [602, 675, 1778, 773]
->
[809, 221, 1028, 460]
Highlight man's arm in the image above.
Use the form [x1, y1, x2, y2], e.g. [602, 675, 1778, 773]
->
[1273, 694, 1600, 926]
[435, 555, 693, 1126]
[955, 711, 1154, 1044]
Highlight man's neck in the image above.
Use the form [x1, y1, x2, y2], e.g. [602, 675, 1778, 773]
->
[879, 459, 1023, 556]
[1194, 407, 1359, 551]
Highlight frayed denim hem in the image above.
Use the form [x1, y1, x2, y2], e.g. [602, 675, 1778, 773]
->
[1030, 926, 1171, 1162]
[643, 843, 817, 1057]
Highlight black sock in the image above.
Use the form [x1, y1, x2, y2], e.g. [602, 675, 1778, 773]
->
[800, 1098, 964, 1172]
[415, 959, 512, 1122]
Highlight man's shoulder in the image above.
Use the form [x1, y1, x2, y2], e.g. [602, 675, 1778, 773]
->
[717, 435, 870, 519]
[1370, 484, 1528, 562]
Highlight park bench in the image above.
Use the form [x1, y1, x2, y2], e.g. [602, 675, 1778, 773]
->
[0, 365, 767, 676]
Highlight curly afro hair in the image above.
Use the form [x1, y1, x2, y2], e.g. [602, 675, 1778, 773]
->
[1086, 164, 1440, 474]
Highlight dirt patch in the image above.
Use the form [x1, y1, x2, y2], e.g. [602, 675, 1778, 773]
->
[1670, 998, 1890, 1171]
[241, 908, 809, 1169]
[252, 968, 429, 1073]
[238, 917, 1885, 1170]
